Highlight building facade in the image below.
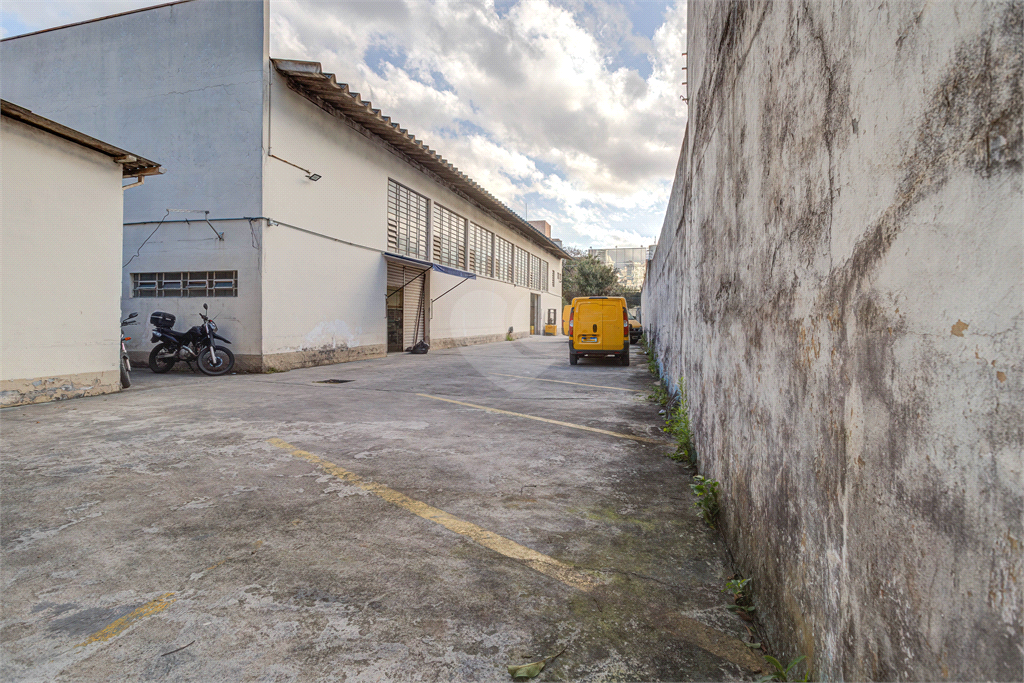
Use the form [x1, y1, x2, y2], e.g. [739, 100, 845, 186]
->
[587, 246, 651, 291]
[1, 101, 161, 406]
[0, 0, 566, 372]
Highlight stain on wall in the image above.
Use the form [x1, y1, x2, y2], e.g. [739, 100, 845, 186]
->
[642, 1, 1022, 679]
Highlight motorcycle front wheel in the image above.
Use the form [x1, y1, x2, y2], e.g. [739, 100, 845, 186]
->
[198, 345, 235, 376]
[148, 343, 177, 373]
[120, 356, 131, 388]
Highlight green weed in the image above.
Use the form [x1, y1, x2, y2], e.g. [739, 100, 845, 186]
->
[758, 655, 809, 682]
[663, 376, 694, 462]
[689, 475, 719, 527]
[724, 577, 751, 601]
[647, 384, 670, 405]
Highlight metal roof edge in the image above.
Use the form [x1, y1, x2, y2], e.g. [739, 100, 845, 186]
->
[271, 58, 570, 261]
[0, 0, 197, 42]
[1, 100, 162, 177]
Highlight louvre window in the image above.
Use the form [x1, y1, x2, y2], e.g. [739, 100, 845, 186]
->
[432, 204, 466, 269]
[514, 247, 529, 287]
[132, 271, 237, 297]
[541, 260, 549, 292]
[387, 179, 429, 259]
[529, 254, 541, 290]
[467, 222, 494, 277]
[494, 236, 514, 283]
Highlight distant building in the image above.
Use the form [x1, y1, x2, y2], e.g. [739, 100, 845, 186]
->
[587, 246, 653, 290]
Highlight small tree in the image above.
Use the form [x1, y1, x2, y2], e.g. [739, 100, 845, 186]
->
[562, 248, 619, 304]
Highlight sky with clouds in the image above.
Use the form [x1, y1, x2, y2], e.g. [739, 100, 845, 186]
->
[1, 0, 688, 249]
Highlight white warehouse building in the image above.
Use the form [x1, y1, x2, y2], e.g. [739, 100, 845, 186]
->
[0, 0, 567, 372]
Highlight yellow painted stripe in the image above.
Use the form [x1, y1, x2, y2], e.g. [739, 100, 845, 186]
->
[78, 593, 175, 646]
[489, 373, 643, 392]
[416, 394, 664, 444]
[268, 438, 600, 592]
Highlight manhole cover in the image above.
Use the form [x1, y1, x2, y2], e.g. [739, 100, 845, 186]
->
[314, 379, 354, 384]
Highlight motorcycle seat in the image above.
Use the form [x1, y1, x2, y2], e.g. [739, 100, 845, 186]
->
[158, 328, 188, 340]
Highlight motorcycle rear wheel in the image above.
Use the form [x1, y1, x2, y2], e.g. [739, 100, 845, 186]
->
[120, 357, 131, 388]
[198, 345, 235, 376]
[149, 343, 176, 373]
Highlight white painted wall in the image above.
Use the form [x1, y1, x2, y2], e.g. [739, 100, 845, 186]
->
[260, 223, 386, 357]
[264, 76, 564, 350]
[0, 0, 269, 222]
[1, 117, 123, 399]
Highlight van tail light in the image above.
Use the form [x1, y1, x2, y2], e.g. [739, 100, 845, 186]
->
[569, 307, 574, 333]
[623, 307, 629, 337]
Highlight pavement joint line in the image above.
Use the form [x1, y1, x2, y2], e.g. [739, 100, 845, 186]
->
[416, 394, 666, 444]
[268, 438, 601, 592]
[489, 372, 644, 392]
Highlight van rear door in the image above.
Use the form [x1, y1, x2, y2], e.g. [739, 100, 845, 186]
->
[603, 302, 625, 350]
[576, 300, 604, 347]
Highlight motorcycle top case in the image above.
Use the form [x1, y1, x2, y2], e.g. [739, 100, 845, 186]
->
[150, 311, 175, 329]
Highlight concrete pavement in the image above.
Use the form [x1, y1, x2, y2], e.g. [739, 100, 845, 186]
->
[1, 336, 765, 681]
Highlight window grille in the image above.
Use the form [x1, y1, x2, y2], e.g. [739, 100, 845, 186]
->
[529, 254, 541, 290]
[514, 247, 529, 287]
[467, 222, 494, 277]
[132, 271, 237, 297]
[541, 260, 549, 292]
[432, 203, 466, 268]
[494, 236, 514, 283]
[387, 179, 429, 259]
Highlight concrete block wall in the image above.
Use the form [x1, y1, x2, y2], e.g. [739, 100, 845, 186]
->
[643, 1, 1022, 679]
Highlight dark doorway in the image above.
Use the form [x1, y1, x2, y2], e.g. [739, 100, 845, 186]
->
[530, 293, 541, 334]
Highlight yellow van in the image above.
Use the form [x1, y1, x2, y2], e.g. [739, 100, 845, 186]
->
[568, 296, 629, 365]
[561, 305, 571, 335]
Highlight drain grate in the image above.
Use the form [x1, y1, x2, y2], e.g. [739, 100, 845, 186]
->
[314, 379, 354, 384]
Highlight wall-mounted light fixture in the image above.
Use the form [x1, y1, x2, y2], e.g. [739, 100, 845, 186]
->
[269, 154, 322, 182]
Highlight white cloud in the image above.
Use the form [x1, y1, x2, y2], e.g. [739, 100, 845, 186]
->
[272, 0, 687, 247]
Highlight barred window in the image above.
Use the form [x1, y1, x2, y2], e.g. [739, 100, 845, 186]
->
[387, 179, 429, 259]
[467, 222, 494, 277]
[529, 254, 541, 290]
[132, 271, 237, 297]
[432, 203, 466, 268]
[514, 247, 529, 287]
[541, 260, 549, 292]
[494, 236, 514, 283]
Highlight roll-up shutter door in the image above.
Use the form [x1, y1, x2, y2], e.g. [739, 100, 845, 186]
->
[404, 273, 426, 349]
[387, 261, 428, 351]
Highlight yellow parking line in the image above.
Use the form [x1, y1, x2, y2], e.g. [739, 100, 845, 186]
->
[489, 373, 643, 392]
[416, 394, 664, 444]
[78, 593, 175, 646]
[268, 438, 600, 592]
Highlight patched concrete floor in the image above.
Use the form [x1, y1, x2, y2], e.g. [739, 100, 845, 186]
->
[1, 337, 765, 682]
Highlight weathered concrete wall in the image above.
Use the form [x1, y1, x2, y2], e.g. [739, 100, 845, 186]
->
[643, 1, 1022, 680]
[1, 116, 124, 406]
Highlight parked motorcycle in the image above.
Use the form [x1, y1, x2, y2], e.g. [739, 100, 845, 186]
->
[120, 312, 139, 388]
[148, 304, 235, 376]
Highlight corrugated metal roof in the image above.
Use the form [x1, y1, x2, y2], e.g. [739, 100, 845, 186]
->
[272, 59, 569, 261]
[2, 100, 162, 178]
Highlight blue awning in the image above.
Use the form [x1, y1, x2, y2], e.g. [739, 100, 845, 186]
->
[383, 252, 476, 280]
